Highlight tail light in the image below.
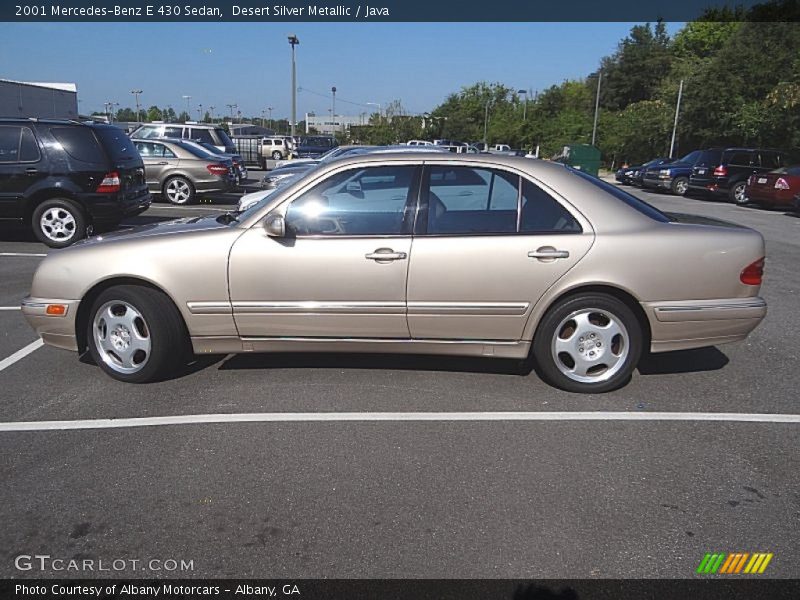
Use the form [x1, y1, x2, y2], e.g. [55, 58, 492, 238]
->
[713, 165, 727, 177]
[775, 178, 790, 190]
[96, 171, 121, 193]
[740, 257, 765, 286]
[206, 164, 229, 176]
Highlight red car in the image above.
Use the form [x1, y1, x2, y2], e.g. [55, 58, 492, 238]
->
[745, 165, 800, 209]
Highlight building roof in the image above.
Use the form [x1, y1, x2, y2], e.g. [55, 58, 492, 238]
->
[0, 78, 77, 93]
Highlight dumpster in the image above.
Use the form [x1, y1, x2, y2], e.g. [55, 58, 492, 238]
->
[552, 144, 601, 177]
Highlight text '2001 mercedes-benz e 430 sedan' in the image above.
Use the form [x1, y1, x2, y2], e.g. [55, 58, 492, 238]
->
[22, 153, 767, 393]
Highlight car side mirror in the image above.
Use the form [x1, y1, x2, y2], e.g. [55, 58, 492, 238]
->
[263, 214, 286, 238]
[346, 181, 362, 194]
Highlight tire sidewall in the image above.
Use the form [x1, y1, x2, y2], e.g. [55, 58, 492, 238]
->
[671, 177, 688, 196]
[32, 198, 86, 248]
[533, 294, 643, 393]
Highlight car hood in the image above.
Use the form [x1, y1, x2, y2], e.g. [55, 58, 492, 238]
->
[77, 215, 229, 246]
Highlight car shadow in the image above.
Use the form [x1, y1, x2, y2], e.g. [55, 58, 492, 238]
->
[513, 583, 580, 600]
[637, 347, 729, 375]
[218, 351, 533, 376]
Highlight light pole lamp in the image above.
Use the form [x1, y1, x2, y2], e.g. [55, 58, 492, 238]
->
[288, 34, 300, 137]
[130, 89, 142, 122]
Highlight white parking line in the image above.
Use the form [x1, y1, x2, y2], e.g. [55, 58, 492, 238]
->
[0, 252, 47, 257]
[0, 307, 21, 311]
[0, 410, 798, 432]
[0, 338, 44, 373]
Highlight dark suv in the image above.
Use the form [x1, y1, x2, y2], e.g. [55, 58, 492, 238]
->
[642, 149, 723, 196]
[0, 119, 151, 248]
[687, 148, 791, 204]
[294, 135, 339, 158]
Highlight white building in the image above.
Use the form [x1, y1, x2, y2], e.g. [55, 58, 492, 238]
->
[0, 78, 78, 119]
[304, 112, 367, 135]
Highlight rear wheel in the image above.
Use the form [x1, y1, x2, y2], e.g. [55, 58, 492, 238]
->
[533, 294, 643, 393]
[87, 285, 189, 383]
[163, 176, 195, 205]
[271, 150, 282, 160]
[671, 176, 689, 196]
[730, 181, 748, 205]
[32, 198, 86, 248]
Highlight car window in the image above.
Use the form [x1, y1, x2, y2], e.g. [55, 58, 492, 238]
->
[134, 141, 156, 157]
[50, 127, 105, 163]
[189, 128, 214, 144]
[760, 152, 780, 169]
[520, 179, 581, 233]
[19, 127, 40, 162]
[725, 151, 753, 167]
[697, 150, 722, 167]
[570, 168, 671, 223]
[94, 126, 138, 161]
[214, 128, 234, 148]
[678, 150, 701, 164]
[285, 165, 415, 236]
[135, 126, 163, 139]
[0, 126, 21, 162]
[426, 166, 518, 234]
[164, 126, 184, 138]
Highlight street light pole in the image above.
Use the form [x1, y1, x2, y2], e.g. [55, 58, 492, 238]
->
[226, 103, 237, 123]
[288, 34, 300, 138]
[517, 89, 528, 121]
[591, 71, 602, 146]
[197, 104, 203, 122]
[669, 79, 684, 159]
[130, 89, 142, 123]
[182, 95, 192, 121]
[267, 107, 273, 132]
[209, 106, 215, 123]
[483, 100, 490, 146]
[331, 86, 337, 135]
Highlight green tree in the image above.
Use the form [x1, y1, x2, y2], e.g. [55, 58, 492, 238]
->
[146, 106, 163, 122]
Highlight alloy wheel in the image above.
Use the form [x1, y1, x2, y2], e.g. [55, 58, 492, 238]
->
[93, 300, 152, 375]
[39, 207, 77, 242]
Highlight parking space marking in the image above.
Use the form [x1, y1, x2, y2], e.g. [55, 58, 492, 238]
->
[0, 252, 47, 257]
[1, 410, 798, 432]
[0, 307, 20, 310]
[0, 338, 44, 373]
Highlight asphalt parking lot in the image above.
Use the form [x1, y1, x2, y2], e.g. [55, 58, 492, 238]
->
[1, 173, 798, 579]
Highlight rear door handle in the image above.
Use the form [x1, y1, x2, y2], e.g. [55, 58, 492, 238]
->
[528, 247, 570, 260]
[365, 248, 407, 261]
[25, 168, 38, 176]
[157, 161, 168, 165]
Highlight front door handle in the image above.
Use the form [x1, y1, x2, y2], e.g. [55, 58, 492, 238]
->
[25, 168, 38, 176]
[528, 247, 570, 260]
[157, 161, 168, 165]
[365, 248, 407, 261]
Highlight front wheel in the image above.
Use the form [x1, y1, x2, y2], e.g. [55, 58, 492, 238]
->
[87, 285, 189, 383]
[671, 176, 689, 196]
[271, 150, 283, 160]
[533, 294, 643, 393]
[32, 198, 86, 248]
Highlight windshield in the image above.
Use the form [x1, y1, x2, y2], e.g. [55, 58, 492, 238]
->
[677, 150, 701, 164]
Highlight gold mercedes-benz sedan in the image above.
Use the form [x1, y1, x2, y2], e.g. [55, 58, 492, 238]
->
[21, 153, 767, 393]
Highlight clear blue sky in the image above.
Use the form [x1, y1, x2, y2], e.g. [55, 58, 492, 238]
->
[0, 22, 684, 119]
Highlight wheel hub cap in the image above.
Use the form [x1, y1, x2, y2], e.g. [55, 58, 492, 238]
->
[40, 207, 76, 241]
[93, 300, 151, 375]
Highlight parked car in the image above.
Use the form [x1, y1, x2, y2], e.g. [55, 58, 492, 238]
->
[23, 153, 766, 393]
[407, 140, 433, 146]
[0, 118, 150, 248]
[745, 165, 800, 209]
[260, 136, 294, 166]
[294, 135, 338, 158]
[616, 158, 674, 186]
[688, 148, 792, 204]
[131, 139, 235, 204]
[182, 139, 247, 184]
[642, 148, 723, 195]
[130, 122, 236, 154]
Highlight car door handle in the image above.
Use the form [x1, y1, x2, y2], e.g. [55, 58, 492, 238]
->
[528, 247, 570, 259]
[157, 161, 168, 165]
[25, 168, 38, 176]
[365, 248, 407, 261]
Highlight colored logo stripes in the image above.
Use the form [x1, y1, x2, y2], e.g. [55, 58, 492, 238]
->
[696, 552, 773, 574]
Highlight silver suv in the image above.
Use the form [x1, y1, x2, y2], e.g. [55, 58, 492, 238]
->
[130, 122, 236, 154]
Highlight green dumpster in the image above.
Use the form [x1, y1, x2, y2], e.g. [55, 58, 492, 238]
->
[553, 144, 601, 177]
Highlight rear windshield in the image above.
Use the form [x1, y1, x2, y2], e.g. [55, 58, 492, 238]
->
[180, 142, 218, 159]
[774, 165, 800, 176]
[697, 149, 722, 166]
[676, 150, 702, 165]
[50, 127, 105, 163]
[570, 168, 670, 223]
[94, 126, 139, 161]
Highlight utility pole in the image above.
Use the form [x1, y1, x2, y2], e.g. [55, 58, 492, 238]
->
[130, 89, 142, 123]
[288, 34, 300, 138]
[591, 71, 602, 146]
[669, 79, 684, 159]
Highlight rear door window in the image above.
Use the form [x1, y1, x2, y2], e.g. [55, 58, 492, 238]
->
[726, 151, 754, 167]
[0, 126, 21, 162]
[94, 127, 139, 161]
[189, 128, 214, 144]
[520, 179, 581, 233]
[163, 126, 184, 139]
[760, 152, 780, 170]
[19, 127, 40, 162]
[50, 127, 105, 163]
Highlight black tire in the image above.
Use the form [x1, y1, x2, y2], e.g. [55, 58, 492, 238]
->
[532, 293, 643, 393]
[162, 176, 195, 205]
[86, 285, 190, 383]
[31, 198, 86, 248]
[671, 176, 689, 196]
[730, 181, 748, 205]
[271, 150, 282, 160]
